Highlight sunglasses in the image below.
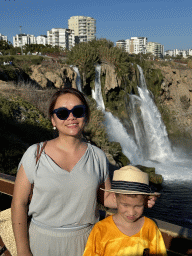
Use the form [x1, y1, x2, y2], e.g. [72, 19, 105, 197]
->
[53, 105, 86, 120]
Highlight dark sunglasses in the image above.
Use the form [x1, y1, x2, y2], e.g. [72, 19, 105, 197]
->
[53, 105, 86, 120]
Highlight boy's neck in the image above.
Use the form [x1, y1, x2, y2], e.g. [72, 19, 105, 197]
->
[112, 214, 145, 237]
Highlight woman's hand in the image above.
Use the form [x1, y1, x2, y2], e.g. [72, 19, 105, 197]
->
[147, 193, 159, 208]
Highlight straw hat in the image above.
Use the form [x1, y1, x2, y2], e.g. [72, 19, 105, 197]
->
[101, 165, 160, 196]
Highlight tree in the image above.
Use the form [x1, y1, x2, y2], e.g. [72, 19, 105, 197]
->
[0, 40, 14, 54]
[66, 42, 99, 86]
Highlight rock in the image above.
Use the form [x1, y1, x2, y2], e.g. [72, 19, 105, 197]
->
[136, 165, 163, 185]
[101, 63, 122, 92]
[154, 62, 192, 137]
[45, 72, 63, 88]
[29, 64, 77, 89]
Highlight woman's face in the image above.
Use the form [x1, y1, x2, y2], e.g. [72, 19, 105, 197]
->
[51, 93, 86, 138]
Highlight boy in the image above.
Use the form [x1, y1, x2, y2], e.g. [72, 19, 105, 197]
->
[83, 165, 167, 256]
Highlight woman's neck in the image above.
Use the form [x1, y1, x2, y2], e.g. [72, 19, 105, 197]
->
[54, 135, 84, 152]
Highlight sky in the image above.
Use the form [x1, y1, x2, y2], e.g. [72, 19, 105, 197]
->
[1, 0, 192, 51]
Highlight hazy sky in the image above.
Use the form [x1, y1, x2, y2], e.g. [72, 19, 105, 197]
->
[1, 0, 192, 51]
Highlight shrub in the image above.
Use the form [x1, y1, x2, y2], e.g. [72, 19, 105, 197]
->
[180, 95, 190, 110]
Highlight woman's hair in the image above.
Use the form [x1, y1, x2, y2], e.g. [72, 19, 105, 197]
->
[48, 88, 90, 123]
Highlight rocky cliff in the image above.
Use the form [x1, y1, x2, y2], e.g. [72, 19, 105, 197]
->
[29, 62, 123, 92]
[101, 63, 122, 92]
[154, 62, 192, 138]
[30, 63, 78, 89]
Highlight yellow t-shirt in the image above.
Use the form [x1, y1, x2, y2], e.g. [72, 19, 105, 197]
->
[83, 215, 167, 256]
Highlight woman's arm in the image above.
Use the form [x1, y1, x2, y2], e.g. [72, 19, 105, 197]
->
[97, 176, 117, 209]
[11, 164, 33, 256]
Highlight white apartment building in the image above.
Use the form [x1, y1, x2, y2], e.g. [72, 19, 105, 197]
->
[13, 34, 36, 47]
[164, 50, 174, 57]
[116, 40, 126, 51]
[0, 33, 8, 42]
[47, 28, 75, 50]
[125, 37, 147, 54]
[68, 16, 96, 43]
[187, 49, 192, 56]
[173, 49, 187, 58]
[146, 42, 164, 58]
[165, 49, 187, 58]
[36, 35, 47, 45]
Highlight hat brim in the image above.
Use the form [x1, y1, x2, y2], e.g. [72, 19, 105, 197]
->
[100, 188, 160, 196]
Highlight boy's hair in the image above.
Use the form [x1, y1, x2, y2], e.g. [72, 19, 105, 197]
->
[115, 193, 148, 199]
[115, 193, 149, 207]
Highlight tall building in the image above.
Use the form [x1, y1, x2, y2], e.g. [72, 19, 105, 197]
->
[68, 16, 96, 43]
[125, 37, 147, 54]
[36, 35, 47, 45]
[13, 34, 36, 47]
[0, 33, 8, 42]
[116, 40, 126, 51]
[47, 28, 75, 50]
[146, 42, 164, 58]
[187, 49, 192, 56]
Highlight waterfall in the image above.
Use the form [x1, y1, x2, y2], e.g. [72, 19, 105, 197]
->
[92, 65, 105, 110]
[72, 66, 82, 92]
[92, 65, 141, 164]
[92, 64, 192, 181]
[129, 65, 173, 162]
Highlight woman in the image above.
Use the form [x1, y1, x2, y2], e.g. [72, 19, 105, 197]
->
[11, 88, 155, 256]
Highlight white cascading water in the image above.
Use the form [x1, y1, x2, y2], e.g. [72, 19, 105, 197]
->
[92, 64, 192, 182]
[72, 66, 82, 92]
[92, 65, 141, 164]
[92, 65, 105, 110]
[130, 65, 173, 162]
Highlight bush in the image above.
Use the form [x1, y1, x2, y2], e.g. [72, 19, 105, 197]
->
[0, 93, 53, 174]
[180, 95, 190, 110]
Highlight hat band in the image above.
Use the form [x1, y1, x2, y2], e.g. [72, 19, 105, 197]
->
[111, 181, 151, 193]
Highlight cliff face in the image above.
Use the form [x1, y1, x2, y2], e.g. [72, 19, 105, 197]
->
[30, 64, 78, 89]
[29, 62, 124, 92]
[101, 63, 122, 92]
[154, 63, 192, 137]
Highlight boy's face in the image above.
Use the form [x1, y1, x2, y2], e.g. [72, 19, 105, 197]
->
[115, 194, 145, 224]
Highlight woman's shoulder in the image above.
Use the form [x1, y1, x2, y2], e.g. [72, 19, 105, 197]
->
[88, 143, 106, 158]
[22, 142, 45, 159]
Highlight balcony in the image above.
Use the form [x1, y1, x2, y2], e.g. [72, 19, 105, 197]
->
[0, 173, 192, 256]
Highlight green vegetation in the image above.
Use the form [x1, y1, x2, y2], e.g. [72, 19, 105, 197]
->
[0, 40, 65, 56]
[66, 39, 133, 90]
[23, 44, 63, 55]
[180, 95, 190, 110]
[0, 93, 53, 175]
